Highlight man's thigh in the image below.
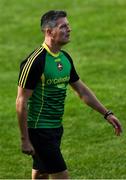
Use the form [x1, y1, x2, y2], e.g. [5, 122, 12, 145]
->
[28, 127, 67, 174]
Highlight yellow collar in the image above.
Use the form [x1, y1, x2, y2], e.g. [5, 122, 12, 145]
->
[42, 42, 60, 57]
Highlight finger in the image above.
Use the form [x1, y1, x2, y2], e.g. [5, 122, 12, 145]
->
[111, 119, 122, 131]
[115, 129, 119, 136]
[22, 150, 29, 155]
[30, 150, 35, 156]
[22, 150, 33, 155]
[114, 121, 122, 132]
[108, 119, 122, 135]
[114, 127, 121, 136]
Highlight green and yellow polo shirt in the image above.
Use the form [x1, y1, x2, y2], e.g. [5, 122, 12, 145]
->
[18, 42, 79, 128]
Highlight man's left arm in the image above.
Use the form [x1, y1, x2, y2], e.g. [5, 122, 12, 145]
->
[70, 79, 122, 136]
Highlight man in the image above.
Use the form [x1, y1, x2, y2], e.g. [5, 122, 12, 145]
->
[16, 10, 122, 179]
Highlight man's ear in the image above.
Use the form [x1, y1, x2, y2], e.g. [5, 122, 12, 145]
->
[46, 28, 53, 36]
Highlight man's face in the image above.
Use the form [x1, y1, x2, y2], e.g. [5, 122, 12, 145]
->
[51, 17, 71, 45]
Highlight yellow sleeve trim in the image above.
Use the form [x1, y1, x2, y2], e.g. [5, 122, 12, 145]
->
[19, 47, 43, 88]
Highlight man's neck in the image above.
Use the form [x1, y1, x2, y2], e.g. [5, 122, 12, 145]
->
[44, 39, 61, 54]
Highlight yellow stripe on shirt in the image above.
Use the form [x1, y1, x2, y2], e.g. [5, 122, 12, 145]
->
[19, 47, 43, 88]
[22, 48, 44, 88]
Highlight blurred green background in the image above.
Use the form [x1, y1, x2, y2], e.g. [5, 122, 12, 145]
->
[0, 0, 126, 178]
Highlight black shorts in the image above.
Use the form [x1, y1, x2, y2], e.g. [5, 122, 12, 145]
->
[28, 126, 67, 174]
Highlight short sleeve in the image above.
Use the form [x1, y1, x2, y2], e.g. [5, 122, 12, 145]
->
[18, 48, 46, 89]
[61, 50, 79, 83]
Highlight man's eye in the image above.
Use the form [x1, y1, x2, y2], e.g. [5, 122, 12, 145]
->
[60, 26, 65, 28]
[60, 25, 68, 29]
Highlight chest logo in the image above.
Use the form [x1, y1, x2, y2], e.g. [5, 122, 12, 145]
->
[57, 62, 63, 71]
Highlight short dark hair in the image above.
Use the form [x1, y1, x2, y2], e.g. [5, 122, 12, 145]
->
[40, 10, 67, 30]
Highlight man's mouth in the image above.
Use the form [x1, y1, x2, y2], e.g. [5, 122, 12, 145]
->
[66, 34, 70, 38]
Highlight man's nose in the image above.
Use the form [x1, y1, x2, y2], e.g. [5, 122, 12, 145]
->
[67, 26, 71, 32]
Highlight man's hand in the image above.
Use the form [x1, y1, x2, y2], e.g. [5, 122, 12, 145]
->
[21, 139, 35, 156]
[106, 114, 122, 136]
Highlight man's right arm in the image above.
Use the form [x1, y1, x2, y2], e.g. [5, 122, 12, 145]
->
[16, 86, 35, 155]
